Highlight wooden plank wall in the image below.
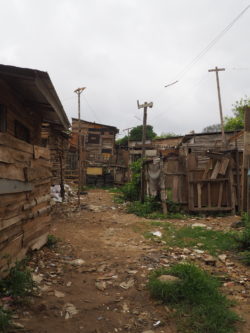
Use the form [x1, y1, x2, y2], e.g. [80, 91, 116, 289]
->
[0, 133, 51, 276]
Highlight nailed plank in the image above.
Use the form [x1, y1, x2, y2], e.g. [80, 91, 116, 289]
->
[0, 179, 33, 194]
[210, 161, 221, 180]
[34, 146, 50, 160]
[26, 166, 52, 181]
[0, 234, 24, 269]
[0, 164, 25, 181]
[197, 183, 202, 208]
[172, 176, 179, 202]
[218, 158, 230, 175]
[0, 132, 33, 154]
[202, 159, 213, 180]
[207, 183, 211, 208]
[0, 214, 25, 232]
[217, 182, 224, 208]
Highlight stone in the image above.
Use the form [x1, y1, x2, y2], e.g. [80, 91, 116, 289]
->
[119, 278, 135, 290]
[32, 273, 43, 284]
[68, 259, 85, 266]
[157, 275, 180, 283]
[54, 290, 65, 298]
[204, 255, 217, 266]
[218, 254, 227, 262]
[192, 223, 207, 228]
[64, 303, 78, 319]
[95, 281, 107, 291]
[143, 331, 154, 333]
[12, 322, 25, 329]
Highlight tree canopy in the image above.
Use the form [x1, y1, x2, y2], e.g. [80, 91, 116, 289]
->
[116, 125, 157, 146]
[203, 97, 250, 133]
[129, 125, 157, 141]
[224, 97, 250, 131]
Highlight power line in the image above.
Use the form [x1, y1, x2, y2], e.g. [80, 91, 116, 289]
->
[170, 4, 250, 83]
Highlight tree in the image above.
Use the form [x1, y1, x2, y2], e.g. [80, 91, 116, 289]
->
[202, 124, 221, 133]
[155, 132, 179, 139]
[129, 125, 157, 141]
[116, 135, 128, 146]
[224, 96, 250, 131]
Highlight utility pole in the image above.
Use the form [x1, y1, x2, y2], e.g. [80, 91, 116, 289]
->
[208, 66, 226, 146]
[137, 100, 153, 202]
[123, 127, 134, 147]
[74, 87, 86, 206]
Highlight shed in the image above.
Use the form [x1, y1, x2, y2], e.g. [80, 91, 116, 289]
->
[0, 64, 69, 275]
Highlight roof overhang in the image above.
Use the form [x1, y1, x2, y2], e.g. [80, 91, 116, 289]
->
[0, 64, 70, 130]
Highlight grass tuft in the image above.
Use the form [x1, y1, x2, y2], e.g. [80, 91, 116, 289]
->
[0, 307, 11, 333]
[46, 234, 59, 248]
[146, 222, 236, 255]
[0, 260, 36, 303]
[148, 263, 239, 333]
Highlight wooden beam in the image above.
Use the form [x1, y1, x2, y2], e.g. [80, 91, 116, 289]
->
[0, 179, 33, 194]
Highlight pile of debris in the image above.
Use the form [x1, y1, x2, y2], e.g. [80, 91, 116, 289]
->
[50, 184, 75, 203]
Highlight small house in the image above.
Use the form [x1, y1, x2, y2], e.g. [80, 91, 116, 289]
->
[0, 64, 69, 275]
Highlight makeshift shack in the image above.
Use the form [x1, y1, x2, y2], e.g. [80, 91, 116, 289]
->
[0, 64, 69, 275]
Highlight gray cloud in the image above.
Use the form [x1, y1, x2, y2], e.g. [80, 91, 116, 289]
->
[0, 0, 249, 135]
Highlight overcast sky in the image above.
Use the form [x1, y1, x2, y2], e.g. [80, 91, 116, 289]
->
[1, 0, 250, 136]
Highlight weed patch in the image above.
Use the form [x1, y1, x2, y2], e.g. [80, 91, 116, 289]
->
[147, 223, 237, 255]
[46, 234, 59, 248]
[148, 263, 239, 333]
[0, 307, 11, 333]
[0, 260, 36, 303]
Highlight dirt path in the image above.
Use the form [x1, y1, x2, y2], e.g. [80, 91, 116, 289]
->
[13, 189, 250, 333]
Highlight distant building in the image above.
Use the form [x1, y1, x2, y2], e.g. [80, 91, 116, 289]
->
[66, 118, 119, 186]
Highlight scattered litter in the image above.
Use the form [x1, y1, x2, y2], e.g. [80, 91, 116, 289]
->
[151, 231, 162, 238]
[68, 259, 85, 266]
[192, 223, 207, 228]
[153, 320, 161, 327]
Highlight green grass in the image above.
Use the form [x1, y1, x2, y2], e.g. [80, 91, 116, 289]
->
[46, 234, 59, 248]
[0, 307, 11, 333]
[148, 263, 239, 333]
[0, 260, 36, 303]
[127, 200, 187, 220]
[146, 222, 237, 255]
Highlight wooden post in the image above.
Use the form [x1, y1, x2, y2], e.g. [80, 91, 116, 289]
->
[74, 87, 86, 206]
[208, 66, 226, 147]
[241, 106, 250, 213]
[137, 100, 153, 203]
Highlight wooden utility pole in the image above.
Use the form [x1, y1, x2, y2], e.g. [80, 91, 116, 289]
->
[74, 87, 86, 206]
[137, 100, 153, 202]
[123, 127, 134, 147]
[208, 66, 227, 146]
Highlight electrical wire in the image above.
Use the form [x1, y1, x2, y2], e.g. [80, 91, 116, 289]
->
[170, 4, 250, 83]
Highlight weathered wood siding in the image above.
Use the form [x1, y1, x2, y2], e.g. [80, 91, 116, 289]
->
[0, 133, 51, 276]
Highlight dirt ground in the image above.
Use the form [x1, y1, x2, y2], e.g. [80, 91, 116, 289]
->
[12, 189, 250, 333]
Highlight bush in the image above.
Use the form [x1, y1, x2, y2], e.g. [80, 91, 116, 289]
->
[0, 260, 36, 301]
[148, 263, 239, 333]
[127, 197, 161, 217]
[235, 213, 250, 250]
[46, 234, 58, 248]
[120, 159, 142, 201]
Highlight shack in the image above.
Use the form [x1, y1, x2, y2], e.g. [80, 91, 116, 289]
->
[145, 130, 244, 214]
[66, 119, 119, 186]
[0, 64, 69, 275]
